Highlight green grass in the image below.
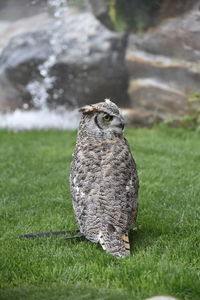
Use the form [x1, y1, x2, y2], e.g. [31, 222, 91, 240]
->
[0, 126, 199, 300]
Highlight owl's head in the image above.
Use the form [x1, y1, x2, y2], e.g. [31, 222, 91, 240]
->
[79, 99, 125, 136]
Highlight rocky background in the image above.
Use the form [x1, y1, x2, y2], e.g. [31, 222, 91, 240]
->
[0, 0, 200, 127]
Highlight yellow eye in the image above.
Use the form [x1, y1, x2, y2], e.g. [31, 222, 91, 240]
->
[103, 114, 113, 121]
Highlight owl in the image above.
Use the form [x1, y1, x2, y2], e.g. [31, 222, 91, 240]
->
[70, 99, 139, 258]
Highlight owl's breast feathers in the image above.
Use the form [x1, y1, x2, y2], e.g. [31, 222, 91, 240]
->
[70, 135, 139, 257]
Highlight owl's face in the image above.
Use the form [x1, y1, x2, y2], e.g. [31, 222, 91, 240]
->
[94, 111, 124, 133]
[79, 99, 125, 136]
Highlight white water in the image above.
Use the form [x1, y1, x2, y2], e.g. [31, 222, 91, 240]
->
[0, 108, 80, 131]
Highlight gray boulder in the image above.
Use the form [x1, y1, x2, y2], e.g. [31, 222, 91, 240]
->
[0, 9, 129, 111]
[0, 0, 46, 22]
[126, 5, 200, 117]
[88, 0, 113, 30]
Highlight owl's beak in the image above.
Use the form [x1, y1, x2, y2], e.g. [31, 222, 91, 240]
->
[120, 116, 125, 130]
[116, 118, 125, 130]
[112, 115, 125, 132]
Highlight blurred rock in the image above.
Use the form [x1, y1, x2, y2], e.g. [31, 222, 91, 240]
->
[0, 0, 47, 21]
[158, 0, 197, 22]
[88, 0, 113, 30]
[0, 9, 129, 111]
[126, 5, 200, 118]
[121, 108, 163, 128]
[0, 14, 52, 51]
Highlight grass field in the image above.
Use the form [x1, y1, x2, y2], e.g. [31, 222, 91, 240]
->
[0, 126, 199, 300]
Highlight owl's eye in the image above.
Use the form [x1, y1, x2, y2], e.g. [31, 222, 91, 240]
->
[103, 114, 113, 122]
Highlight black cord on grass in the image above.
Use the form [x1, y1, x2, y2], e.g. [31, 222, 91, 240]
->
[19, 229, 80, 239]
[62, 234, 84, 240]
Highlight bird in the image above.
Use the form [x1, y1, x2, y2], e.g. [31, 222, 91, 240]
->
[70, 99, 139, 258]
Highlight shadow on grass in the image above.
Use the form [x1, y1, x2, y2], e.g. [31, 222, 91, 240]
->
[0, 285, 129, 300]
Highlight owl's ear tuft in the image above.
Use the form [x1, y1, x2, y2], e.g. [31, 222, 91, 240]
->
[79, 105, 99, 114]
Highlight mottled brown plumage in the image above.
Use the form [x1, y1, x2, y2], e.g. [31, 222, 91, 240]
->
[70, 99, 139, 257]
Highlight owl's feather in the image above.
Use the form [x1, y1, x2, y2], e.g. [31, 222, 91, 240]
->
[99, 230, 130, 258]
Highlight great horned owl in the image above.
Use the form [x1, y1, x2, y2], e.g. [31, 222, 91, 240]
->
[70, 99, 139, 258]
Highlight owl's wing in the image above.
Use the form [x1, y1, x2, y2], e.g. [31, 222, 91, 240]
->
[96, 137, 139, 257]
[102, 137, 138, 226]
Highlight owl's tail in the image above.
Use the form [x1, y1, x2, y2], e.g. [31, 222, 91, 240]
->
[99, 230, 130, 258]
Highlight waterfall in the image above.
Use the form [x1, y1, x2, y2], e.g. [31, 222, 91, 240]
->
[26, 0, 68, 109]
